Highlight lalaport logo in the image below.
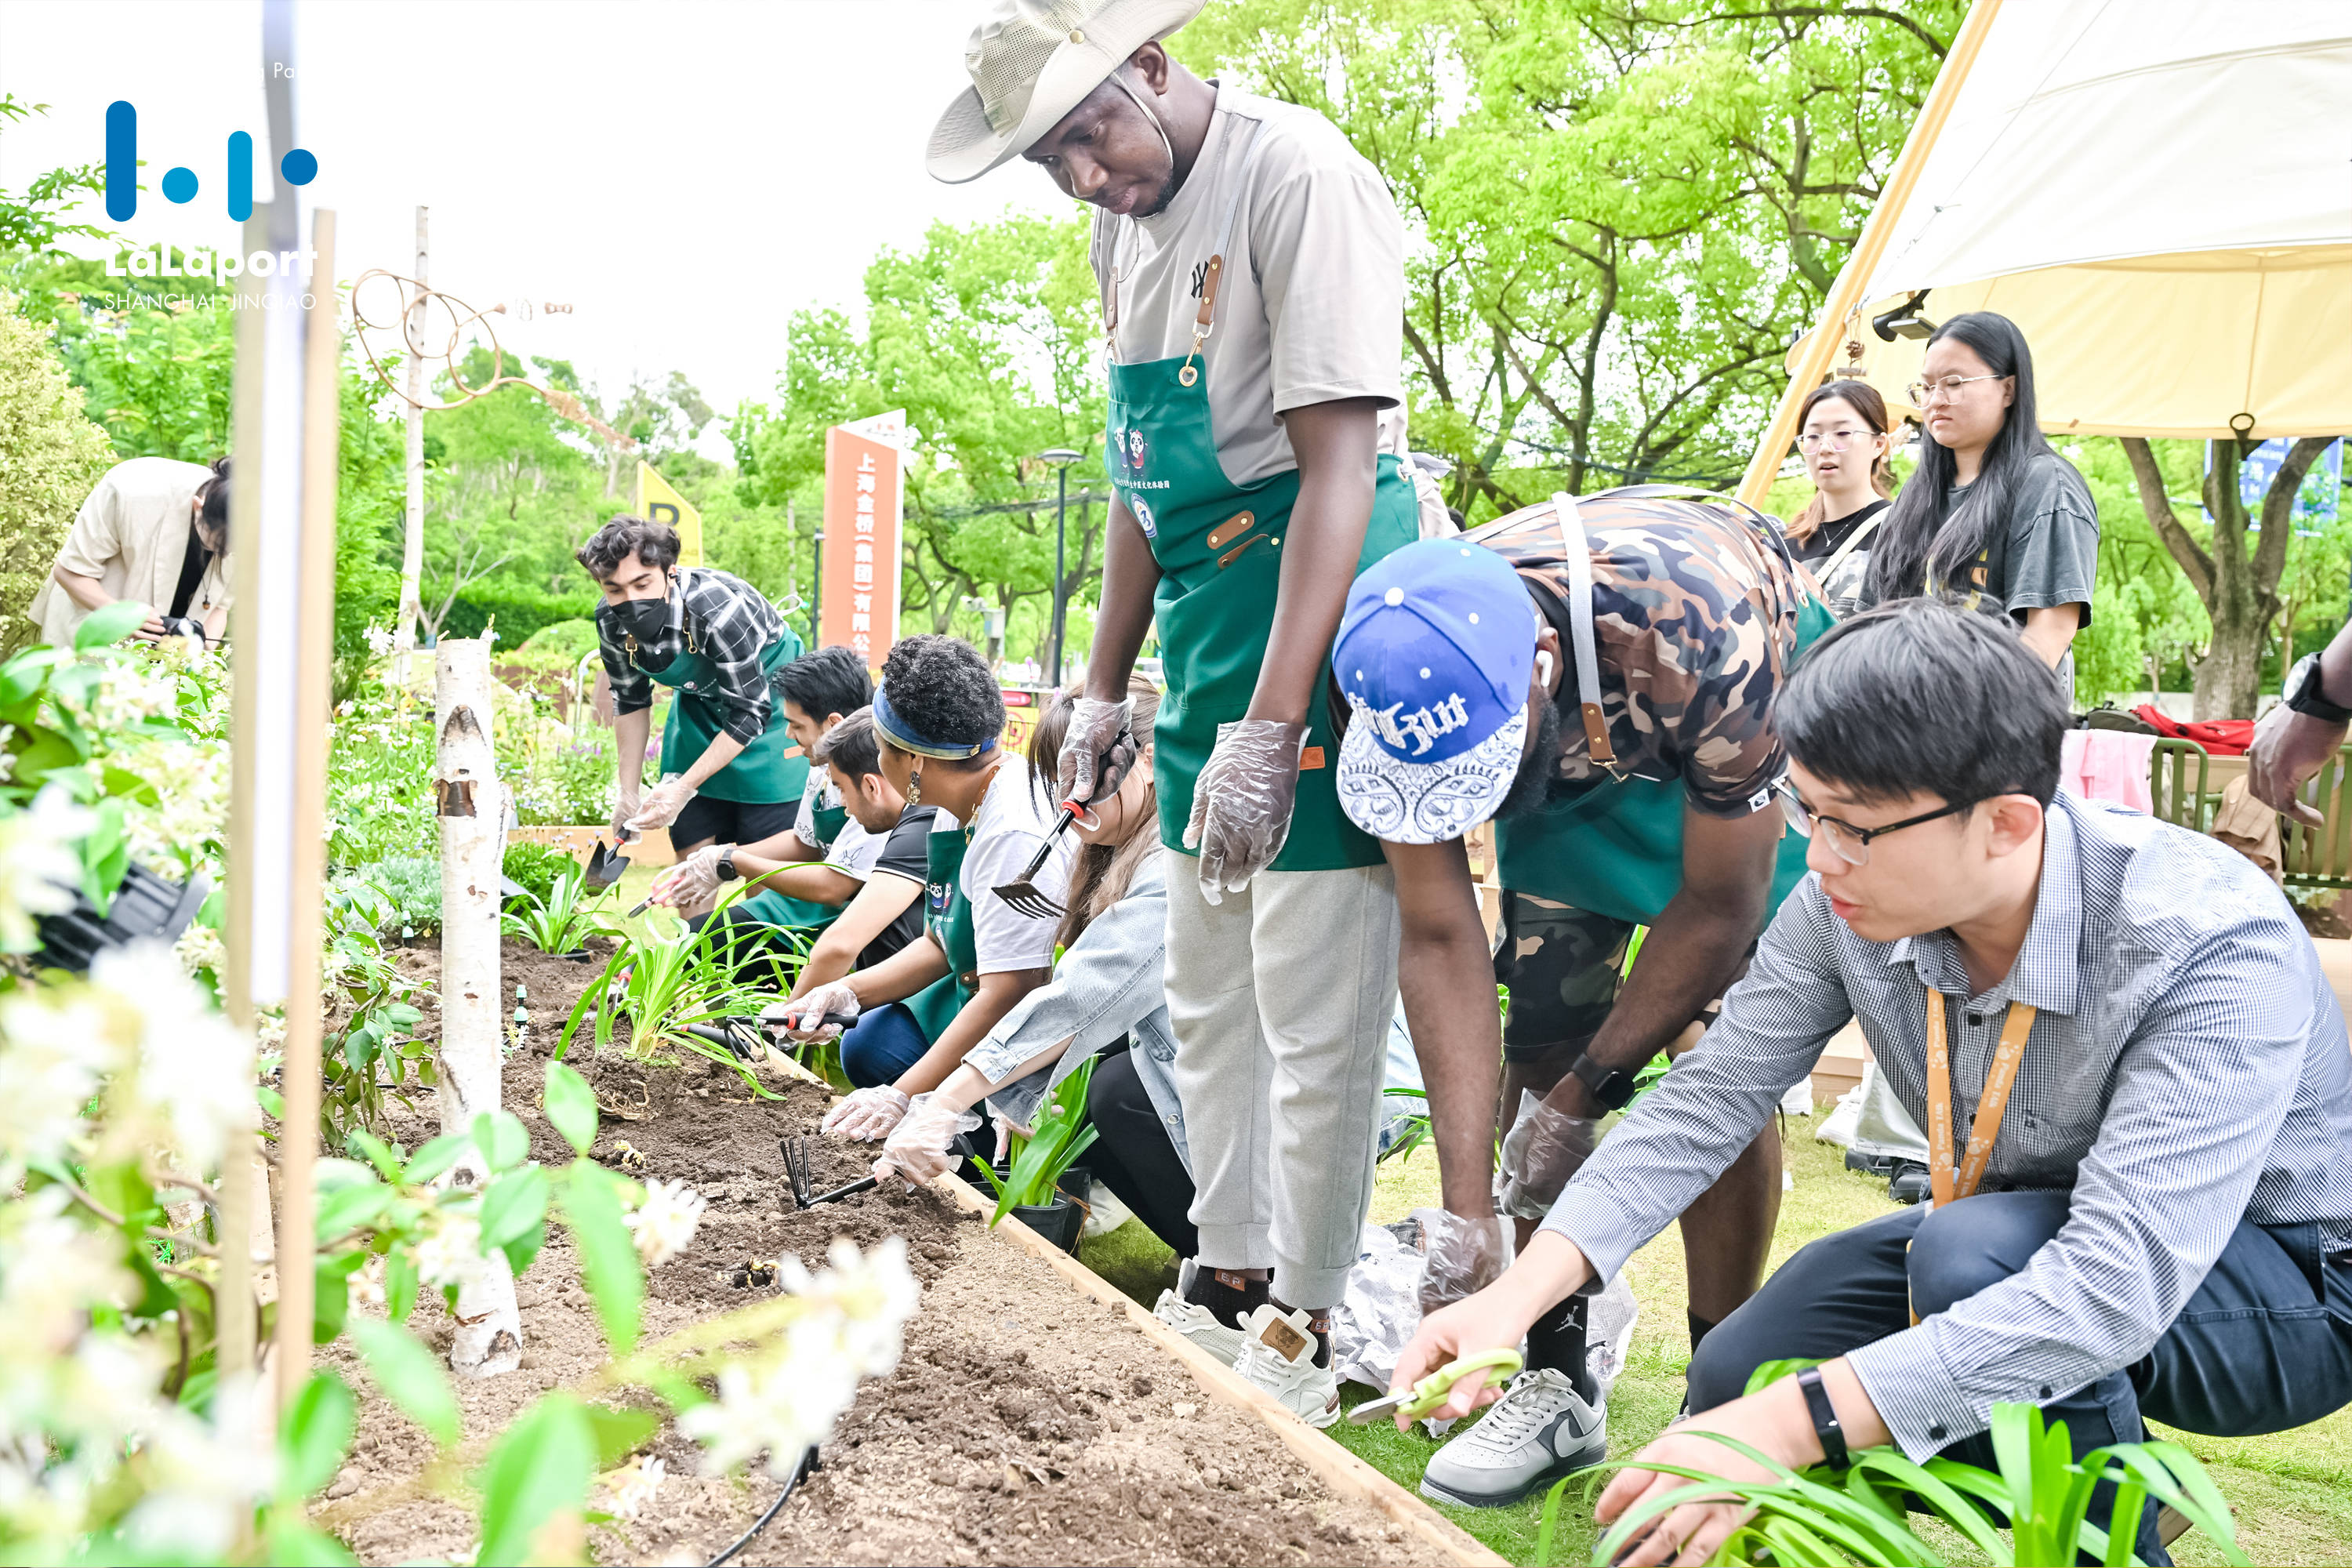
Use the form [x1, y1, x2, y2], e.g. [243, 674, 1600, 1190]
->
[99, 96, 320, 284]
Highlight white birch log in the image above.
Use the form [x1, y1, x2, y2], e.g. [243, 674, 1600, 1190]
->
[436, 633, 521, 1377]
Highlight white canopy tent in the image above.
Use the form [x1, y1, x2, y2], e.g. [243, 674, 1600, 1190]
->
[1763, 0, 2352, 461]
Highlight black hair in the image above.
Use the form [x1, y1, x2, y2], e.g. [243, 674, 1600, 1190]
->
[877, 633, 1004, 770]
[198, 456, 231, 543]
[575, 514, 680, 579]
[1862, 312, 2052, 606]
[1777, 597, 2066, 808]
[779, 644, 873, 724]
[812, 706, 881, 782]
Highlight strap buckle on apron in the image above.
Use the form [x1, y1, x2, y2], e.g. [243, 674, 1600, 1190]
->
[1550, 491, 1623, 779]
[1178, 254, 1224, 388]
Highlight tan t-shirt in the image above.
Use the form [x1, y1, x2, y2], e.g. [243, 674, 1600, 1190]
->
[31, 456, 228, 646]
[1091, 85, 1408, 488]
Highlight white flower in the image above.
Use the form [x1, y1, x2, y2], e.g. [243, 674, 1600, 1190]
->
[0, 1192, 133, 1357]
[91, 942, 255, 1170]
[411, 1211, 483, 1292]
[119, 1372, 275, 1557]
[625, 1178, 706, 1268]
[364, 625, 396, 657]
[604, 1454, 664, 1519]
[173, 920, 226, 980]
[351, 1254, 387, 1311]
[0, 786, 94, 952]
[0, 990, 118, 1177]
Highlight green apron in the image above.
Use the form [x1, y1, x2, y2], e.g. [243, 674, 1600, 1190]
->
[1494, 593, 1835, 925]
[1101, 125, 1417, 873]
[634, 618, 808, 805]
[735, 786, 855, 933]
[900, 816, 978, 1045]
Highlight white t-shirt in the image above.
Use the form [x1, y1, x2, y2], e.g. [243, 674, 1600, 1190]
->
[956, 756, 1073, 976]
[788, 769, 882, 880]
[1091, 86, 1409, 490]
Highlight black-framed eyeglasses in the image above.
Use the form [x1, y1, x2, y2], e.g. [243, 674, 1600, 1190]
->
[1774, 781, 1977, 866]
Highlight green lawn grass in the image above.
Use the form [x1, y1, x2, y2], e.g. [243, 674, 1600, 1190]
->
[1077, 1116, 2352, 1566]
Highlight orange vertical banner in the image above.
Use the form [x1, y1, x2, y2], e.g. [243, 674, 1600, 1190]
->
[821, 425, 903, 670]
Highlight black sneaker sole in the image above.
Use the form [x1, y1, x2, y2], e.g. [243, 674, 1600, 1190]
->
[1417, 1442, 1610, 1509]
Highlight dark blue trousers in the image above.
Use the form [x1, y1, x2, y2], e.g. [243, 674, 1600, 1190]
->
[838, 1001, 932, 1088]
[1687, 1192, 2352, 1565]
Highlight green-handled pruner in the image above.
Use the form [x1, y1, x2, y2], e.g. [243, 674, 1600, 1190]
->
[1346, 1349, 1524, 1425]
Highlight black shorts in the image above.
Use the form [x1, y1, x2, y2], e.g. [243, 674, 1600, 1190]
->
[1492, 889, 1754, 1065]
[670, 794, 800, 852]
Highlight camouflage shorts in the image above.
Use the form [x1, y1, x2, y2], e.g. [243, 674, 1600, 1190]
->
[1491, 891, 1638, 1063]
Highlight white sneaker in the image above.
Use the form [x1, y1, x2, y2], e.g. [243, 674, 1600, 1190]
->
[1152, 1288, 1245, 1367]
[1419, 1368, 1606, 1508]
[1232, 1303, 1341, 1429]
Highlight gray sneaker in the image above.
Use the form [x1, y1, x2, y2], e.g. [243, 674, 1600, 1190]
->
[1419, 1368, 1606, 1508]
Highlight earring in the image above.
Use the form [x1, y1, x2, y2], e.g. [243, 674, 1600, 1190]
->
[906, 770, 923, 806]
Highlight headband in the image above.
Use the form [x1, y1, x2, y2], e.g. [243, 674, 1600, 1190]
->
[873, 684, 998, 761]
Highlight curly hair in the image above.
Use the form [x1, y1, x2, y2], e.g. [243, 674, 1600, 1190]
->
[575, 514, 680, 579]
[877, 634, 1003, 769]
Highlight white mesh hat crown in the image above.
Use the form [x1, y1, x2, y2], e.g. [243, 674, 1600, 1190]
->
[927, 0, 1206, 183]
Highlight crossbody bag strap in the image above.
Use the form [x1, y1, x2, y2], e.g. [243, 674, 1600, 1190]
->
[1818, 510, 1886, 580]
[1550, 492, 1617, 769]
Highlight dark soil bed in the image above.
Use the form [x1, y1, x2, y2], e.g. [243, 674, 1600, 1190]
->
[316, 942, 1448, 1566]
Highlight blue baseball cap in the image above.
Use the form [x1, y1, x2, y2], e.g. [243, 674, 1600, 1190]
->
[1332, 538, 1541, 844]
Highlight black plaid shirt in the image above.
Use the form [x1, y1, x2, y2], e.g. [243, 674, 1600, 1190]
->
[601, 567, 786, 744]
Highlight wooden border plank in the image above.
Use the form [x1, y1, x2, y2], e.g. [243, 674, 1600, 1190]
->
[934, 1172, 1508, 1568]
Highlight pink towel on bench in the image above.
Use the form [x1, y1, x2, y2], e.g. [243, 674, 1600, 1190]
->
[2060, 730, 2156, 812]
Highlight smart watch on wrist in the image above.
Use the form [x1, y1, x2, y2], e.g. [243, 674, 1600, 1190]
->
[2285, 655, 2352, 725]
[716, 844, 741, 882]
[1796, 1367, 1850, 1468]
[1567, 1051, 1637, 1112]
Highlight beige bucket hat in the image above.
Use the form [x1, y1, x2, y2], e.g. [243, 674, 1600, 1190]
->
[927, 0, 1206, 184]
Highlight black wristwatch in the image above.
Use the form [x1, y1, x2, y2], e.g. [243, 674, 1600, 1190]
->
[1796, 1367, 1850, 1468]
[715, 844, 741, 882]
[2285, 655, 2352, 725]
[1568, 1051, 1638, 1112]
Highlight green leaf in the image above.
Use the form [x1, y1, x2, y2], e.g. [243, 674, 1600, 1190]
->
[543, 1061, 599, 1156]
[260, 1518, 358, 1566]
[74, 600, 151, 650]
[586, 1404, 660, 1465]
[344, 1129, 402, 1181]
[312, 1256, 359, 1345]
[474, 1109, 531, 1172]
[314, 1182, 394, 1240]
[401, 1132, 470, 1185]
[350, 1319, 460, 1448]
[475, 1394, 595, 1567]
[480, 1165, 552, 1254]
[500, 1217, 547, 1280]
[560, 1160, 643, 1355]
[278, 1370, 356, 1499]
[384, 1244, 419, 1324]
[1744, 1357, 1825, 1396]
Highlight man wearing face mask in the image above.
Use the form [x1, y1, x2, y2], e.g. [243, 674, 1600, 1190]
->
[1330, 494, 1828, 1506]
[577, 514, 808, 862]
[928, 0, 1420, 1427]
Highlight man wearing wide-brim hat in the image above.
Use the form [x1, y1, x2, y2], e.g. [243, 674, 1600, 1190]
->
[930, 0, 1421, 1428]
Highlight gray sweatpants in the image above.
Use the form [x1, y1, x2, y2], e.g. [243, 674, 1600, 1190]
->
[1165, 860, 1401, 1308]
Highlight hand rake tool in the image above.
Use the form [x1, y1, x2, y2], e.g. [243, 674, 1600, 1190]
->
[780, 1134, 877, 1209]
[990, 728, 1131, 919]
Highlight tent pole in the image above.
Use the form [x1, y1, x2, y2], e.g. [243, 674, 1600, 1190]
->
[1734, 0, 2007, 510]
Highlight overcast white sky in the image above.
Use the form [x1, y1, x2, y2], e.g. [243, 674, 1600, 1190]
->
[0, 0, 1070, 453]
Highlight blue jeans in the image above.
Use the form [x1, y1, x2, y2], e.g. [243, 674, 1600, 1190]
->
[838, 1002, 931, 1088]
[1687, 1191, 2352, 1565]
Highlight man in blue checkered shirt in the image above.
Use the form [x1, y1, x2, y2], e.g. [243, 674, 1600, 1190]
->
[1394, 599, 2352, 1566]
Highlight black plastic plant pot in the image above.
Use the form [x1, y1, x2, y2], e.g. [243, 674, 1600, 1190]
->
[1011, 1192, 1084, 1254]
[35, 866, 208, 975]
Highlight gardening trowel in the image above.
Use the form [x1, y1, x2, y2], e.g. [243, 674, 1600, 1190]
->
[583, 838, 630, 891]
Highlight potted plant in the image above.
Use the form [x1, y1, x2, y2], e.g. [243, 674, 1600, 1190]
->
[976, 1058, 1098, 1253]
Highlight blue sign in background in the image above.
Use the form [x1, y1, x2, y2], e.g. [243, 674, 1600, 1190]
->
[2207, 437, 2343, 536]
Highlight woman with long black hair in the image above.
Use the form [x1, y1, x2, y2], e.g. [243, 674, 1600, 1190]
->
[1860, 311, 2098, 696]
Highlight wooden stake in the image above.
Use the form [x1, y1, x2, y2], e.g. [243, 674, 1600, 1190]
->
[436, 634, 522, 1376]
[391, 205, 427, 684]
[1733, 0, 2005, 509]
[273, 208, 341, 1406]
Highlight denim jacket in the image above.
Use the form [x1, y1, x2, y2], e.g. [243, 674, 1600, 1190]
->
[965, 851, 1189, 1174]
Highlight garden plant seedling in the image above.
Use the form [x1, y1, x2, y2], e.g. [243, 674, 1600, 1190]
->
[501, 859, 607, 956]
[975, 1058, 1099, 1226]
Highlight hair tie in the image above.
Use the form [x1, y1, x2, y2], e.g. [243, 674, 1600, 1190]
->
[873, 684, 997, 760]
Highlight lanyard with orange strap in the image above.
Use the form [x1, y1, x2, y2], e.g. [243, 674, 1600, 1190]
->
[1911, 984, 2038, 1322]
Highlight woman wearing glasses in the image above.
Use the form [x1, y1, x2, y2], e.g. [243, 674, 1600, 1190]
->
[1860, 311, 2098, 697]
[1787, 379, 1897, 617]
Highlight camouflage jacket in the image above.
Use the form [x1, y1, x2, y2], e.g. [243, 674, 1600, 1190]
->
[1468, 493, 1803, 818]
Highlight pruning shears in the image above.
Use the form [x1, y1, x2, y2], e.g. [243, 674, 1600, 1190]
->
[1346, 1349, 1524, 1425]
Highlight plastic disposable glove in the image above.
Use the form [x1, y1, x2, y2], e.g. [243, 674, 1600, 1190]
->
[651, 844, 727, 909]
[1494, 1087, 1607, 1221]
[627, 775, 699, 833]
[762, 981, 859, 1041]
[1056, 695, 1138, 808]
[609, 797, 641, 845]
[1184, 718, 1305, 904]
[1411, 1207, 1515, 1314]
[822, 1085, 910, 1142]
[873, 1094, 985, 1186]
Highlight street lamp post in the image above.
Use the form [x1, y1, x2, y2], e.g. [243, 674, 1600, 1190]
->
[1037, 448, 1083, 687]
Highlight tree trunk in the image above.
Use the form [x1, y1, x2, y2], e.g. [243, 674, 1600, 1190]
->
[435, 633, 522, 1377]
[2122, 435, 2334, 721]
